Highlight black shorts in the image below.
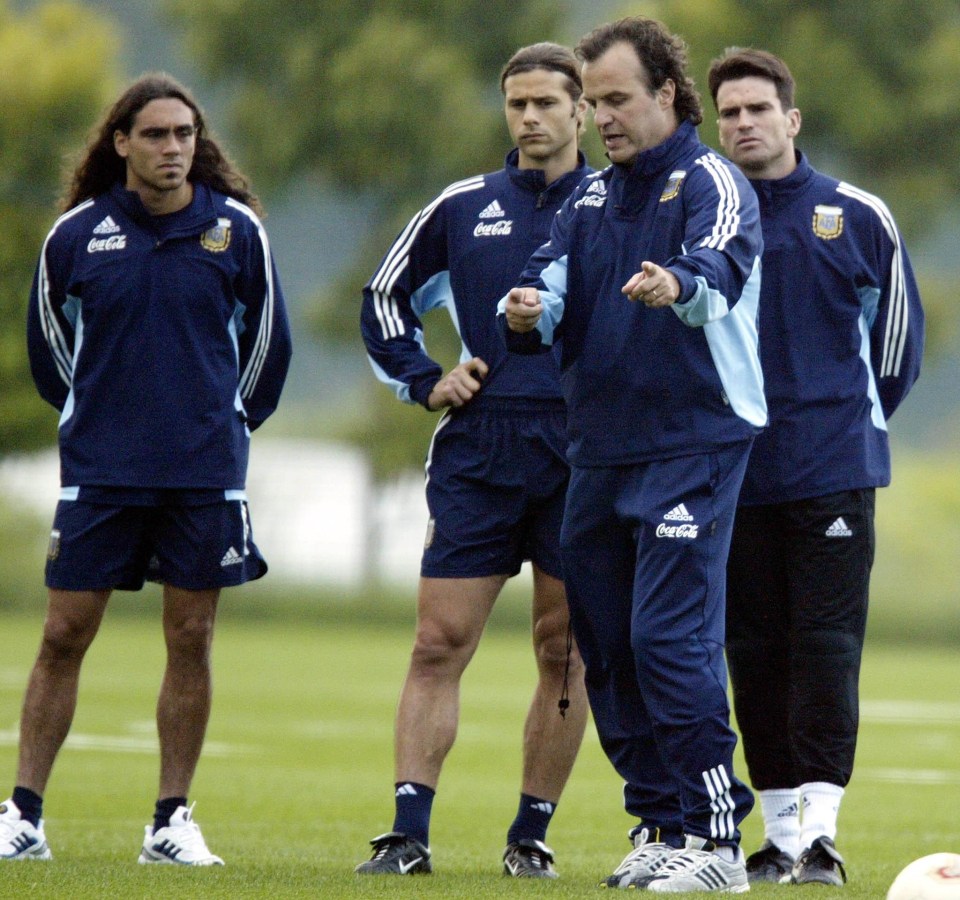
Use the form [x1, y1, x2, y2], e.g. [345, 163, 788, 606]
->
[727, 488, 876, 638]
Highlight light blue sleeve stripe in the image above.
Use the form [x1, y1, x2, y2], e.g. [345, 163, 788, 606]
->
[700, 259, 767, 427]
[410, 270, 454, 318]
[367, 352, 416, 404]
[59, 486, 80, 501]
[858, 284, 880, 331]
[59, 390, 75, 428]
[412, 270, 471, 364]
[856, 284, 887, 429]
[672, 278, 731, 327]
[858, 312, 888, 431]
[497, 255, 568, 347]
[58, 307, 84, 429]
[224, 489, 249, 501]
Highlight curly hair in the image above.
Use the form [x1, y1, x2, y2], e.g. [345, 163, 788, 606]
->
[575, 17, 702, 126]
[60, 72, 262, 215]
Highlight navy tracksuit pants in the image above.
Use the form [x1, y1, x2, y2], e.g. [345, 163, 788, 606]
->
[560, 443, 755, 845]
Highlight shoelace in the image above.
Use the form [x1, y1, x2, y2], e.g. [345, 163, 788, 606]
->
[371, 838, 402, 860]
[525, 850, 549, 869]
[616, 841, 672, 872]
[164, 819, 209, 854]
[655, 848, 712, 875]
[0, 816, 29, 841]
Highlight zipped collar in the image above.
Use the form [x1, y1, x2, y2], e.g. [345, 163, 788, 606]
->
[616, 120, 699, 181]
[504, 148, 591, 200]
[109, 180, 220, 239]
[747, 151, 814, 205]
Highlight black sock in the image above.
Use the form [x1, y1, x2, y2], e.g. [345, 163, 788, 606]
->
[507, 793, 556, 845]
[153, 796, 187, 833]
[12, 786, 43, 828]
[392, 782, 435, 847]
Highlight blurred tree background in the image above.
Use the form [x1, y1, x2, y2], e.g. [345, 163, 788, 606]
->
[162, 0, 581, 477]
[0, 0, 121, 451]
[161, 0, 959, 475]
[1, 0, 957, 619]
[2, 0, 958, 472]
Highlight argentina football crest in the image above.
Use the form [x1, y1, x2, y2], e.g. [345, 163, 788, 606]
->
[812, 204, 843, 240]
[200, 217, 232, 252]
[660, 170, 687, 202]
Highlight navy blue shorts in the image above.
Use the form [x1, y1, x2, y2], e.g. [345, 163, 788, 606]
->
[421, 397, 568, 579]
[45, 495, 267, 591]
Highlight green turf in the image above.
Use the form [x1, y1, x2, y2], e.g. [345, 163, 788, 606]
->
[1, 611, 957, 897]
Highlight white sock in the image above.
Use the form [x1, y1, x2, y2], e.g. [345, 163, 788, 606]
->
[685, 835, 741, 864]
[759, 788, 801, 859]
[799, 782, 844, 850]
[713, 845, 740, 863]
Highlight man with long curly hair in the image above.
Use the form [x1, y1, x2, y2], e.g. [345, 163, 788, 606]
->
[0, 73, 291, 866]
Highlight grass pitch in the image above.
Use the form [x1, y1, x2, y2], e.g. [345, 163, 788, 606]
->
[0, 607, 958, 898]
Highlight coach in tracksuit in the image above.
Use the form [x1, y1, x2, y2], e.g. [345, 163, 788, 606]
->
[357, 44, 591, 879]
[708, 49, 924, 887]
[3, 74, 290, 866]
[502, 18, 764, 894]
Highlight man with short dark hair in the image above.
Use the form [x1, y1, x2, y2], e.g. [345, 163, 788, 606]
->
[502, 17, 764, 894]
[707, 47, 924, 886]
[357, 42, 591, 879]
[1, 72, 291, 866]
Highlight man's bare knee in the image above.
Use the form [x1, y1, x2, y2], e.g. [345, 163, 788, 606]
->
[408, 575, 500, 678]
[163, 587, 218, 663]
[37, 590, 108, 663]
[409, 619, 478, 676]
[166, 614, 215, 663]
[39, 616, 98, 663]
[533, 610, 583, 678]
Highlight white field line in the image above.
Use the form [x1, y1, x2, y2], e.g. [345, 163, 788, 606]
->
[858, 768, 960, 785]
[0, 726, 248, 757]
[0, 701, 956, 774]
[861, 700, 960, 725]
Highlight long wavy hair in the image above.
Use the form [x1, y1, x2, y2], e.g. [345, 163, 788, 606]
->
[60, 72, 262, 215]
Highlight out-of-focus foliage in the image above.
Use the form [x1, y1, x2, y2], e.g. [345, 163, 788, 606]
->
[639, 0, 960, 368]
[166, 0, 959, 475]
[163, 0, 572, 473]
[164, 0, 567, 201]
[0, 0, 121, 453]
[644, 0, 960, 241]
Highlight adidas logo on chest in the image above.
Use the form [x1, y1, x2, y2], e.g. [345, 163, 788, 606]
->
[93, 215, 121, 234]
[474, 198, 512, 237]
[478, 199, 505, 219]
